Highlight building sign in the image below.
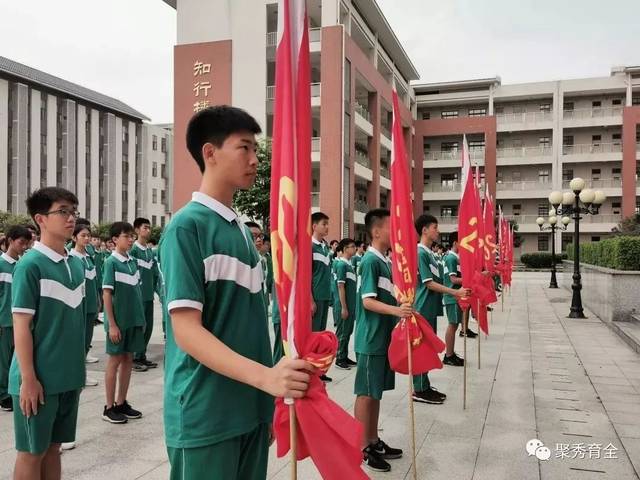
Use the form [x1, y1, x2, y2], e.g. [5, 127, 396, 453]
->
[193, 61, 212, 112]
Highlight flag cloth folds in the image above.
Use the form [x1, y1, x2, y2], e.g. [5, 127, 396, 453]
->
[387, 90, 445, 375]
[270, 1, 366, 478]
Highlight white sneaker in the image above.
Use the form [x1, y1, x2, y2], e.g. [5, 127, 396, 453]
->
[85, 355, 99, 364]
[61, 442, 76, 451]
[85, 377, 98, 387]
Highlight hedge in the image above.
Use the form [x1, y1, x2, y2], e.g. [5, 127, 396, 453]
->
[520, 252, 565, 268]
[566, 236, 640, 271]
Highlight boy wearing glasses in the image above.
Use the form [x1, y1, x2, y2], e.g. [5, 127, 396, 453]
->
[101, 222, 145, 424]
[10, 188, 86, 478]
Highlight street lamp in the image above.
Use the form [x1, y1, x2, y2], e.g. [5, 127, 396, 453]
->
[548, 178, 606, 318]
[536, 212, 570, 289]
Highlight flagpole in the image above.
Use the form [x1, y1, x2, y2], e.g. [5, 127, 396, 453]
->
[477, 300, 481, 370]
[290, 405, 297, 480]
[406, 319, 418, 480]
[463, 308, 468, 410]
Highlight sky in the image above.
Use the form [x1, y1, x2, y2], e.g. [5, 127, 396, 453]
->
[1, 0, 639, 124]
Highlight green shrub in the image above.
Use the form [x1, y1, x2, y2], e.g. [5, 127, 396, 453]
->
[520, 252, 564, 268]
[566, 236, 640, 271]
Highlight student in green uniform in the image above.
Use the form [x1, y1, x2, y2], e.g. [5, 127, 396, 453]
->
[412, 216, 471, 404]
[333, 238, 358, 370]
[0, 226, 32, 413]
[351, 241, 366, 272]
[102, 222, 146, 424]
[328, 239, 339, 264]
[354, 209, 413, 473]
[131, 217, 159, 370]
[245, 222, 271, 312]
[70, 224, 101, 388]
[10, 187, 86, 478]
[159, 106, 313, 480]
[311, 211, 332, 382]
[442, 232, 468, 366]
[271, 290, 283, 364]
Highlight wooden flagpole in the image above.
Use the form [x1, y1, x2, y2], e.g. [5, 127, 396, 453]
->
[406, 319, 418, 480]
[477, 300, 481, 370]
[290, 405, 297, 479]
[463, 309, 468, 410]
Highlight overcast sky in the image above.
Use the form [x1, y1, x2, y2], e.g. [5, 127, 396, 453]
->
[1, 0, 639, 124]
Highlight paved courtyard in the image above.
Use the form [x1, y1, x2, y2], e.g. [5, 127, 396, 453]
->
[0, 272, 639, 479]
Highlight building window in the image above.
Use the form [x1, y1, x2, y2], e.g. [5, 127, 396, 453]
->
[592, 168, 601, 181]
[563, 169, 574, 182]
[612, 99, 622, 106]
[592, 100, 602, 108]
[613, 133, 622, 145]
[152, 215, 157, 226]
[441, 110, 458, 119]
[563, 135, 574, 146]
[591, 236, 601, 242]
[539, 136, 551, 147]
[513, 204, 521, 216]
[468, 108, 486, 117]
[161, 137, 167, 153]
[161, 164, 166, 179]
[152, 189, 158, 204]
[152, 135, 158, 151]
[538, 204, 549, 216]
[441, 173, 458, 187]
[612, 202, 621, 215]
[538, 169, 550, 183]
[633, 97, 640, 106]
[161, 190, 166, 205]
[441, 206, 457, 217]
[161, 216, 166, 227]
[421, 112, 430, 120]
[539, 103, 551, 112]
[495, 106, 504, 114]
[538, 234, 549, 252]
[592, 134, 601, 146]
[441, 141, 459, 152]
[612, 168, 621, 181]
[512, 171, 521, 182]
[152, 162, 158, 177]
[468, 140, 485, 149]
[563, 102, 574, 111]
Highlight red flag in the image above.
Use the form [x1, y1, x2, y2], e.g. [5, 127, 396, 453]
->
[482, 186, 497, 274]
[270, 2, 365, 478]
[387, 90, 445, 375]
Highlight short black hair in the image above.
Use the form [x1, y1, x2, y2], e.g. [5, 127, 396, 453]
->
[365, 208, 390, 238]
[311, 212, 329, 224]
[415, 214, 438, 236]
[337, 238, 355, 253]
[329, 239, 339, 247]
[26, 187, 78, 222]
[6, 225, 33, 242]
[449, 231, 459, 244]
[133, 217, 151, 230]
[245, 221, 262, 230]
[355, 240, 364, 249]
[73, 223, 91, 237]
[76, 217, 90, 227]
[186, 105, 262, 173]
[110, 221, 134, 239]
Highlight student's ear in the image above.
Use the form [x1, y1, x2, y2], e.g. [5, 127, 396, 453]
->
[202, 143, 216, 167]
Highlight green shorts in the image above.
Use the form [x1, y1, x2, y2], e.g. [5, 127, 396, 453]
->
[106, 326, 145, 355]
[13, 389, 81, 455]
[354, 353, 395, 400]
[167, 423, 270, 480]
[445, 304, 463, 325]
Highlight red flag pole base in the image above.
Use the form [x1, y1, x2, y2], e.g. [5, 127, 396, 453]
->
[290, 404, 297, 480]
[406, 320, 418, 480]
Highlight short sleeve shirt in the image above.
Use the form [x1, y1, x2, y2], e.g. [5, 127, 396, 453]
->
[332, 257, 357, 315]
[354, 247, 397, 355]
[415, 244, 442, 321]
[0, 253, 17, 328]
[9, 242, 86, 395]
[129, 242, 156, 302]
[159, 192, 273, 449]
[70, 249, 100, 315]
[351, 254, 363, 273]
[102, 252, 145, 330]
[442, 251, 461, 305]
[312, 239, 332, 301]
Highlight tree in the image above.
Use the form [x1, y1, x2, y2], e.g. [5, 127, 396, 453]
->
[0, 211, 35, 233]
[150, 225, 163, 244]
[507, 218, 524, 247]
[233, 138, 272, 230]
[612, 213, 640, 236]
[93, 222, 113, 241]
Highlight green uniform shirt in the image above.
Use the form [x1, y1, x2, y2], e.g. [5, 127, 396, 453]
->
[333, 257, 357, 315]
[351, 253, 363, 273]
[312, 239, 332, 301]
[130, 241, 156, 302]
[9, 242, 86, 395]
[442, 251, 461, 305]
[70, 249, 100, 315]
[159, 191, 273, 449]
[0, 253, 17, 328]
[102, 252, 145, 330]
[354, 247, 397, 355]
[414, 244, 442, 321]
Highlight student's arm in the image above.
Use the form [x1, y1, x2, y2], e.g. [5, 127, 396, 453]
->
[172, 308, 313, 398]
[359, 259, 413, 318]
[449, 274, 463, 286]
[338, 283, 348, 319]
[428, 281, 470, 298]
[102, 260, 121, 343]
[13, 313, 44, 417]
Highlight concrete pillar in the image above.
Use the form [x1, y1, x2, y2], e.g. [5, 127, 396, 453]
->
[321, 0, 340, 27]
[90, 109, 100, 224]
[76, 105, 86, 217]
[127, 121, 136, 222]
[61, 99, 76, 193]
[30, 89, 41, 192]
[104, 113, 117, 221]
[10, 83, 29, 214]
[115, 117, 123, 219]
[46, 95, 57, 186]
[0, 79, 8, 211]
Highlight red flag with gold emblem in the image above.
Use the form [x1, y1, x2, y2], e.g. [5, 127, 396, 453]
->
[270, 1, 366, 478]
[387, 90, 445, 375]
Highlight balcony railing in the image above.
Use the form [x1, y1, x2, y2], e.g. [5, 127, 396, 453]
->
[424, 147, 484, 162]
[496, 180, 552, 191]
[507, 214, 621, 224]
[563, 106, 623, 119]
[438, 216, 458, 224]
[561, 179, 621, 189]
[423, 182, 462, 193]
[311, 137, 320, 152]
[562, 143, 622, 155]
[267, 83, 320, 100]
[497, 146, 552, 158]
[354, 199, 369, 212]
[354, 151, 371, 168]
[266, 31, 278, 47]
[355, 102, 371, 122]
[267, 27, 320, 47]
[496, 111, 553, 123]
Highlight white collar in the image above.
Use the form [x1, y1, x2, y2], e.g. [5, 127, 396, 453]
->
[69, 249, 87, 259]
[448, 250, 459, 260]
[33, 241, 66, 263]
[339, 256, 351, 265]
[312, 237, 325, 246]
[368, 246, 388, 264]
[111, 251, 131, 263]
[418, 243, 430, 253]
[192, 191, 238, 223]
[134, 241, 147, 251]
[1, 252, 17, 264]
